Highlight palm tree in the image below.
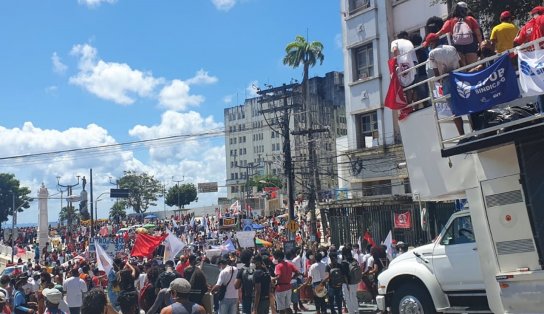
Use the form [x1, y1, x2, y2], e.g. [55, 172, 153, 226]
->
[109, 201, 127, 224]
[58, 205, 78, 227]
[283, 35, 325, 241]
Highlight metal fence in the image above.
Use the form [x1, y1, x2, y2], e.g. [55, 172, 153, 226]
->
[326, 202, 456, 248]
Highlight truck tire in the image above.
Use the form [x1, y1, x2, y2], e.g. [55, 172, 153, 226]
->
[391, 283, 436, 314]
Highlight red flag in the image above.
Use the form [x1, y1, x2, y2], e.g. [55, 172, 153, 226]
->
[363, 231, 376, 247]
[385, 58, 408, 110]
[394, 211, 412, 229]
[16, 247, 26, 257]
[131, 233, 167, 258]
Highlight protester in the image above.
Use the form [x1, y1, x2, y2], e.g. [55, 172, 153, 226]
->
[490, 11, 518, 53]
[252, 255, 271, 314]
[42, 288, 65, 314]
[0, 291, 9, 314]
[273, 250, 299, 314]
[211, 256, 237, 314]
[435, 1, 483, 66]
[63, 268, 88, 314]
[514, 6, 544, 47]
[159, 279, 205, 314]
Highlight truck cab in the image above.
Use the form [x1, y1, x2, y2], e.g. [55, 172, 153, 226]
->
[377, 210, 489, 313]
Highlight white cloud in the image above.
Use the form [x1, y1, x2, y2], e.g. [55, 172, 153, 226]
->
[223, 95, 233, 103]
[51, 52, 68, 74]
[69, 43, 161, 105]
[45, 86, 58, 94]
[78, 0, 117, 8]
[246, 80, 259, 98]
[212, 0, 236, 11]
[158, 80, 205, 111]
[185, 69, 218, 85]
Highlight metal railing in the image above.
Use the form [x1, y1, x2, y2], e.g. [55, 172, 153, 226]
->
[396, 35, 544, 151]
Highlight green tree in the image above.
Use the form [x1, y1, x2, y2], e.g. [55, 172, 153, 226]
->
[118, 171, 162, 214]
[431, 0, 538, 32]
[0, 173, 32, 223]
[59, 205, 79, 226]
[248, 175, 283, 192]
[283, 35, 325, 239]
[109, 201, 127, 223]
[166, 183, 198, 209]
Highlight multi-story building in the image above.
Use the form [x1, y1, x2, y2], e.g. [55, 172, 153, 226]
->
[224, 71, 347, 202]
[327, 0, 450, 246]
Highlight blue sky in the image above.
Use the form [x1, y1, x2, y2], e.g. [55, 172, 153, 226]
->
[0, 0, 344, 224]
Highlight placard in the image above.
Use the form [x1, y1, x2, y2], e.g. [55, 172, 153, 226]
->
[237, 231, 256, 248]
[89, 237, 126, 257]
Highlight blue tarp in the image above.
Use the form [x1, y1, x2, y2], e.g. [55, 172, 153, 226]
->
[251, 223, 265, 230]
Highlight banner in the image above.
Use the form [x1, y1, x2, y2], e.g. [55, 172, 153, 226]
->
[236, 231, 256, 248]
[89, 237, 125, 258]
[385, 58, 408, 110]
[383, 230, 393, 261]
[131, 233, 167, 258]
[518, 49, 544, 97]
[450, 54, 520, 116]
[394, 211, 412, 229]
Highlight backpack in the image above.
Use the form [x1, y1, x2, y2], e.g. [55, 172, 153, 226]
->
[328, 266, 345, 288]
[452, 18, 473, 45]
[348, 260, 362, 285]
[139, 282, 154, 312]
[241, 266, 255, 297]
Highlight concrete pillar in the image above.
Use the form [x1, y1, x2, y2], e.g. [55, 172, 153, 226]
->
[37, 183, 49, 252]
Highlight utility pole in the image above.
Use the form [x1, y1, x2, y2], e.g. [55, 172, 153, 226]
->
[11, 192, 15, 263]
[258, 83, 300, 227]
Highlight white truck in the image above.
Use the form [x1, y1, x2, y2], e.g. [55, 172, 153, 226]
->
[376, 39, 544, 313]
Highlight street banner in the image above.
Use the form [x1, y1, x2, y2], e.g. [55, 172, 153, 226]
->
[518, 49, 544, 97]
[394, 211, 412, 229]
[450, 54, 519, 115]
[89, 237, 125, 258]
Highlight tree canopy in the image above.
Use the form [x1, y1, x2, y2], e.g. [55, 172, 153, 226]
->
[283, 35, 324, 83]
[118, 171, 162, 214]
[59, 205, 78, 226]
[109, 201, 127, 223]
[0, 173, 32, 223]
[248, 175, 283, 192]
[166, 183, 198, 209]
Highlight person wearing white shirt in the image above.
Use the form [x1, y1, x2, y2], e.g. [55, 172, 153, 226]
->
[211, 257, 238, 314]
[307, 253, 327, 314]
[63, 268, 88, 314]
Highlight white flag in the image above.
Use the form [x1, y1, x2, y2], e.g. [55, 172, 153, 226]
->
[163, 228, 186, 262]
[94, 240, 113, 275]
[518, 49, 544, 97]
[383, 230, 393, 261]
[172, 219, 178, 229]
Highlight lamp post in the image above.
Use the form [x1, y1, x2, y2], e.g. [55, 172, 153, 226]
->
[57, 175, 80, 234]
[94, 191, 110, 222]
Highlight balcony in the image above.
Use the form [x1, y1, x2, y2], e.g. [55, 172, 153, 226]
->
[399, 37, 544, 159]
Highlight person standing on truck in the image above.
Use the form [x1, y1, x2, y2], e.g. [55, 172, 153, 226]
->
[490, 11, 518, 53]
[422, 32, 465, 136]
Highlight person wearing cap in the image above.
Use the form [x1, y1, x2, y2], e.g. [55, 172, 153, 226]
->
[42, 288, 66, 314]
[14, 276, 35, 314]
[210, 255, 238, 314]
[514, 6, 544, 47]
[435, 2, 483, 66]
[422, 32, 465, 136]
[490, 11, 518, 53]
[160, 278, 205, 314]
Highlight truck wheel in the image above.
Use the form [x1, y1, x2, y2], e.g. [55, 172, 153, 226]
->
[391, 283, 436, 314]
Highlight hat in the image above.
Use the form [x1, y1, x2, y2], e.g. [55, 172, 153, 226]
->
[54, 284, 64, 294]
[456, 1, 468, 9]
[531, 6, 544, 15]
[500, 11, 511, 20]
[0, 291, 6, 303]
[42, 288, 63, 304]
[422, 33, 439, 47]
[168, 278, 191, 294]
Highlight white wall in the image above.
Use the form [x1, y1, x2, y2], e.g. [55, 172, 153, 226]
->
[392, 0, 448, 34]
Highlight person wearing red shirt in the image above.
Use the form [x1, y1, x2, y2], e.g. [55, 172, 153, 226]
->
[435, 1, 482, 66]
[514, 6, 544, 48]
[273, 250, 300, 314]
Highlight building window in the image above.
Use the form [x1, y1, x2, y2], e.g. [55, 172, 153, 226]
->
[355, 111, 379, 149]
[404, 178, 412, 194]
[362, 180, 392, 196]
[349, 0, 370, 13]
[353, 43, 374, 81]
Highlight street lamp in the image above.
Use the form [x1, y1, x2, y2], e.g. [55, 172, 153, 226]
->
[57, 175, 80, 233]
[94, 191, 110, 222]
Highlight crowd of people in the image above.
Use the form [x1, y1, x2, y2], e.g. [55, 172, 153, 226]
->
[393, 2, 544, 136]
[0, 203, 406, 314]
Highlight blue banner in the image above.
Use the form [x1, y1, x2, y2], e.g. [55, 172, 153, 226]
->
[449, 54, 520, 116]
